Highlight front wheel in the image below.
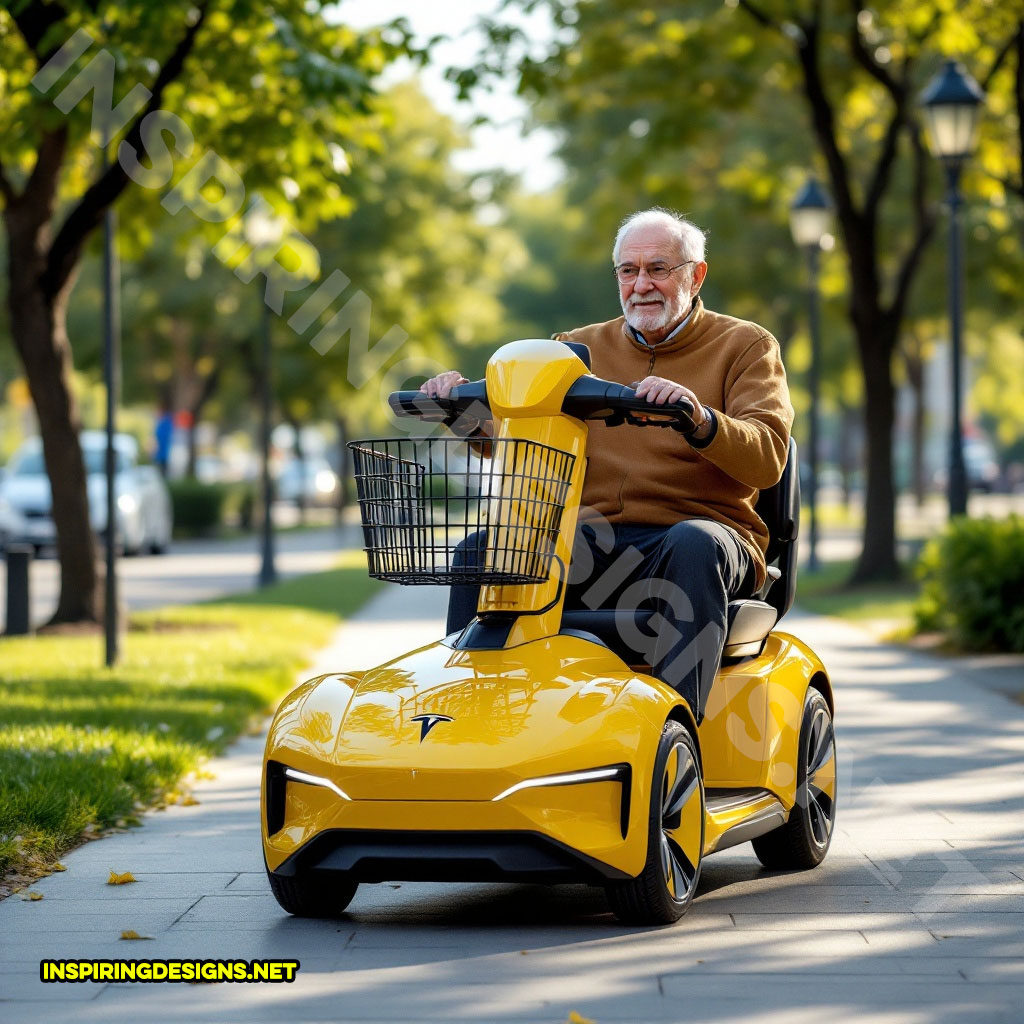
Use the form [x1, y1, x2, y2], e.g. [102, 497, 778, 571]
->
[606, 721, 704, 925]
[267, 869, 358, 918]
[752, 687, 836, 870]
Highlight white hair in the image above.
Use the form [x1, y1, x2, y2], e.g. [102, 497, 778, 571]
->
[612, 208, 706, 264]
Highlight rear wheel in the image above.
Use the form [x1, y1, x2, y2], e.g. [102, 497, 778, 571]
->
[752, 687, 836, 870]
[606, 721, 704, 925]
[267, 870, 358, 918]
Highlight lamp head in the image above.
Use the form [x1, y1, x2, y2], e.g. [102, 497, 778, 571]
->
[921, 59, 984, 165]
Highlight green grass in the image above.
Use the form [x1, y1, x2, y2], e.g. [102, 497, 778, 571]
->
[0, 550, 380, 882]
[795, 559, 920, 628]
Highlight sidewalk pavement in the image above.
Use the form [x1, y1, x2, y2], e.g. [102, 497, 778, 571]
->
[1, 587, 1022, 1023]
[1, 517, 365, 628]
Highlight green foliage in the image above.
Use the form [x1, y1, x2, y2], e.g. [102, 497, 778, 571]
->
[0, 556, 381, 878]
[0, 2, 421, 239]
[225, 480, 258, 531]
[913, 516, 1024, 652]
[167, 478, 227, 535]
[796, 558, 918, 626]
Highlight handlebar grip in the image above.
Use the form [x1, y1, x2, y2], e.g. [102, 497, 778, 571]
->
[561, 377, 696, 434]
[388, 380, 490, 424]
[387, 391, 453, 422]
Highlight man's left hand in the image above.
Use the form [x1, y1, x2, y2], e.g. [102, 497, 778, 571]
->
[633, 376, 708, 435]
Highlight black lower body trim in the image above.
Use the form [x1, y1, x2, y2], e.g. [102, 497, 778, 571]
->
[271, 829, 631, 884]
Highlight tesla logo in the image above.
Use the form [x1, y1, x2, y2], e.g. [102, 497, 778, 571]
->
[410, 714, 453, 742]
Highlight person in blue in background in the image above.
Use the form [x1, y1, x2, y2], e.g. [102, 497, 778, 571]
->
[154, 403, 174, 477]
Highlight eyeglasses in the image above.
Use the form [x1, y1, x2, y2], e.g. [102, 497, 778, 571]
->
[613, 260, 695, 283]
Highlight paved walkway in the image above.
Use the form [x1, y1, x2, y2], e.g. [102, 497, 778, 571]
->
[1, 520, 360, 628]
[1, 586, 1022, 1023]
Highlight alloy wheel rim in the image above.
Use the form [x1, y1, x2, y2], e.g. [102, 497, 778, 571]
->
[659, 740, 702, 903]
[804, 705, 836, 848]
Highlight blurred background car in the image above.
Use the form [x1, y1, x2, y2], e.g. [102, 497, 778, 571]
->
[275, 457, 340, 507]
[0, 432, 173, 555]
[0, 493, 18, 551]
[933, 437, 1003, 494]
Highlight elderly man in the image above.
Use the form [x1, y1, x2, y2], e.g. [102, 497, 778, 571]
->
[422, 207, 793, 722]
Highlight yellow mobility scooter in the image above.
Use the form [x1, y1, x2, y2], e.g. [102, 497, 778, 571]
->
[262, 339, 836, 925]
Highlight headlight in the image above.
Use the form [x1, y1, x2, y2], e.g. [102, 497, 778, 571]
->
[283, 766, 351, 800]
[265, 762, 351, 836]
[117, 493, 138, 515]
[492, 764, 632, 839]
[492, 765, 627, 802]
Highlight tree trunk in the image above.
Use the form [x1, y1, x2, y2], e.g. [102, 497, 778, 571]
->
[186, 418, 199, 479]
[851, 331, 901, 583]
[837, 401, 856, 511]
[183, 363, 221, 480]
[5, 216, 98, 623]
[290, 418, 306, 524]
[902, 337, 927, 508]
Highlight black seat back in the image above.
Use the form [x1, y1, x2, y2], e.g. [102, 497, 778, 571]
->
[754, 437, 800, 620]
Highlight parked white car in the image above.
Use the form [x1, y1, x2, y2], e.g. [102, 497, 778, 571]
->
[0, 432, 172, 555]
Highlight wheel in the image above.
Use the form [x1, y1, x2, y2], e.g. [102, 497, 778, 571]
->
[753, 687, 836, 870]
[267, 869, 358, 918]
[606, 721, 704, 925]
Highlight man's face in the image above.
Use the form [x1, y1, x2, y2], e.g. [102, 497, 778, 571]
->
[616, 224, 704, 336]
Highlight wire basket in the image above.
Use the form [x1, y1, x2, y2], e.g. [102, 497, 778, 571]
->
[348, 437, 576, 585]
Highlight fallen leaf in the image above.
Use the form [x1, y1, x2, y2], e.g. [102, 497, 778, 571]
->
[567, 1013, 595, 1024]
[120, 930, 153, 941]
[21, 891, 44, 901]
[181, 796, 199, 807]
[52, 863, 67, 872]
[108, 870, 137, 885]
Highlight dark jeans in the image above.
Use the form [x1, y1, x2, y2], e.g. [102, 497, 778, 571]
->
[446, 518, 755, 721]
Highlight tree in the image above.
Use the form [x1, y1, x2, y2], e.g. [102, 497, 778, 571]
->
[464, 0, 1023, 581]
[0, 1, 415, 621]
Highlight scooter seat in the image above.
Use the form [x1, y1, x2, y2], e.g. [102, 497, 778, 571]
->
[561, 598, 778, 666]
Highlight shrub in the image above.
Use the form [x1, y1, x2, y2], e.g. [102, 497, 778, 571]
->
[913, 515, 1024, 653]
[224, 482, 260, 530]
[168, 479, 228, 536]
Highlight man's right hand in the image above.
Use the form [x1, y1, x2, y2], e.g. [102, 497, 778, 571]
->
[420, 371, 467, 399]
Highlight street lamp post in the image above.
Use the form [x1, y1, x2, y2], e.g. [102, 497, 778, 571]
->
[921, 59, 985, 519]
[789, 176, 832, 574]
[102, 145, 121, 667]
[244, 204, 285, 587]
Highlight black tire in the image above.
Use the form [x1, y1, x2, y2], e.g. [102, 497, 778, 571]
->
[753, 687, 836, 870]
[267, 870, 358, 918]
[606, 721, 704, 925]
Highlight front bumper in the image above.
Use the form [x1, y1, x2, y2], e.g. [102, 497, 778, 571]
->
[262, 759, 644, 879]
[270, 828, 631, 884]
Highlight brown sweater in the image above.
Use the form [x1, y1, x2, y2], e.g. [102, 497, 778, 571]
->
[554, 298, 794, 589]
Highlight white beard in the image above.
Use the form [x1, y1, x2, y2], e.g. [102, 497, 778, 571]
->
[621, 293, 682, 334]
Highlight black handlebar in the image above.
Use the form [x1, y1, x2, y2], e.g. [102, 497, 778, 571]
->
[389, 375, 696, 435]
[560, 376, 697, 434]
[387, 380, 489, 426]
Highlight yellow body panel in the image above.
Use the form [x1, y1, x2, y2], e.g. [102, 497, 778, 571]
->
[264, 635, 689, 876]
[478, 340, 591, 644]
[699, 631, 830, 808]
[263, 630, 828, 877]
